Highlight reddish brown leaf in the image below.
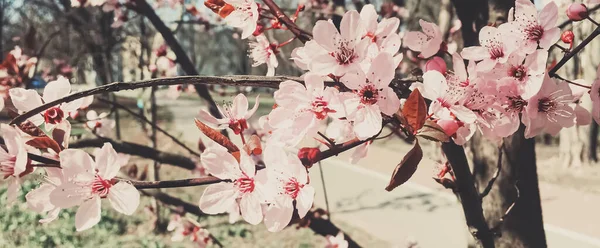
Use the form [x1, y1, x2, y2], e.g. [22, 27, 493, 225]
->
[18, 121, 45, 137]
[385, 140, 423, 191]
[243, 135, 262, 156]
[402, 89, 427, 132]
[416, 120, 450, 142]
[194, 119, 239, 153]
[26, 136, 61, 154]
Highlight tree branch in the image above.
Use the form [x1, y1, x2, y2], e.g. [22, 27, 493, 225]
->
[480, 144, 503, 199]
[548, 25, 600, 77]
[96, 97, 201, 157]
[441, 142, 495, 248]
[131, 0, 222, 120]
[69, 137, 197, 170]
[120, 177, 225, 189]
[262, 0, 313, 43]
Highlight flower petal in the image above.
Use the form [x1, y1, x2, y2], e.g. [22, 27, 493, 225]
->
[75, 197, 102, 232]
[43, 76, 72, 103]
[263, 197, 294, 232]
[95, 143, 120, 179]
[107, 182, 139, 215]
[240, 193, 263, 225]
[295, 185, 315, 218]
[198, 182, 238, 214]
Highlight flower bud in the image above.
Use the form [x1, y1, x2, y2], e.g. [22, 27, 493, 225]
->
[424, 56, 447, 74]
[253, 24, 264, 36]
[298, 147, 321, 168]
[566, 3, 588, 22]
[561, 30, 574, 44]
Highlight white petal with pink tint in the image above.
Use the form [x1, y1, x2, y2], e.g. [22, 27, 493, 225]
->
[75, 196, 102, 231]
[198, 182, 238, 214]
[108, 182, 140, 215]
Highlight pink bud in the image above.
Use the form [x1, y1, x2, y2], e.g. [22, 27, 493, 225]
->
[424, 57, 447, 74]
[566, 3, 588, 22]
[437, 119, 459, 136]
[298, 147, 321, 168]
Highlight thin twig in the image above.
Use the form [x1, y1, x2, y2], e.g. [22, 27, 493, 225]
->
[117, 177, 226, 189]
[480, 144, 503, 199]
[317, 161, 331, 216]
[97, 97, 201, 157]
[548, 25, 600, 77]
[552, 74, 592, 89]
[261, 0, 313, 43]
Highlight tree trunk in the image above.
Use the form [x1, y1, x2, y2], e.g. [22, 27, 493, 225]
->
[459, 0, 547, 246]
[470, 126, 547, 247]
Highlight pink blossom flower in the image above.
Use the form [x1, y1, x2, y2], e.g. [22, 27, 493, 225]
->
[421, 70, 477, 124]
[167, 214, 211, 246]
[250, 35, 278, 76]
[309, 10, 369, 76]
[341, 53, 401, 140]
[501, 0, 559, 54]
[325, 119, 370, 164]
[0, 124, 29, 205]
[359, 4, 403, 68]
[26, 167, 64, 223]
[424, 56, 447, 73]
[268, 73, 341, 146]
[9, 76, 83, 130]
[223, 0, 259, 39]
[198, 141, 269, 225]
[49, 143, 139, 231]
[197, 93, 259, 134]
[403, 19, 443, 58]
[461, 26, 516, 72]
[263, 145, 314, 232]
[86, 110, 115, 137]
[523, 76, 575, 138]
[487, 50, 548, 99]
[325, 232, 349, 248]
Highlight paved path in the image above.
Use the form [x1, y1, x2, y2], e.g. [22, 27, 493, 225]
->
[156, 96, 600, 248]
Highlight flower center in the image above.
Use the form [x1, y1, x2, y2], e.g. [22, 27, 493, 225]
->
[235, 176, 255, 194]
[358, 84, 380, 105]
[525, 25, 544, 41]
[91, 175, 112, 198]
[537, 97, 556, 113]
[43, 107, 65, 124]
[507, 96, 527, 113]
[311, 97, 336, 120]
[509, 65, 527, 81]
[489, 46, 504, 60]
[332, 40, 357, 65]
[284, 178, 301, 199]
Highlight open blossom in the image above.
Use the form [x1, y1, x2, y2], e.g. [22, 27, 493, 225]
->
[223, 0, 259, 39]
[341, 53, 401, 140]
[197, 93, 259, 134]
[523, 76, 575, 138]
[49, 143, 139, 231]
[501, 0, 559, 54]
[198, 141, 269, 225]
[26, 167, 64, 223]
[86, 110, 115, 137]
[10, 76, 83, 130]
[167, 214, 211, 246]
[249, 35, 278, 76]
[291, 40, 328, 70]
[359, 4, 403, 68]
[325, 119, 370, 164]
[263, 145, 315, 232]
[421, 70, 477, 124]
[403, 19, 443, 58]
[461, 26, 515, 72]
[268, 73, 341, 146]
[0, 124, 29, 205]
[488, 50, 548, 99]
[309, 10, 369, 76]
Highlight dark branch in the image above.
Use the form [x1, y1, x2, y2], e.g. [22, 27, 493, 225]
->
[120, 177, 225, 189]
[480, 144, 503, 199]
[69, 137, 197, 170]
[262, 0, 313, 43]
[548, 25, 600, 77]
[97, 97, 201, 157]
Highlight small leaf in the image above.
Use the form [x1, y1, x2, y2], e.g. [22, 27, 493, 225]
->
[26, 137, 61, 154]
[416, 120, 450, 142]
[385, 140, 423, 191]
[402, 89, 427, 132]
[194, 119, 239, 153]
